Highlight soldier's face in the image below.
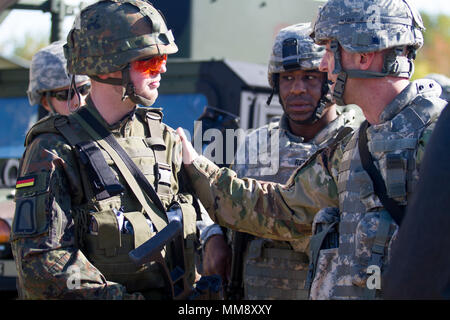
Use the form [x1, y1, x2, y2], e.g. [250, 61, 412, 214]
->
[320, 42, 338, 92]
[130, 56, 167, 103]
[279, 69, 325, 123]
[320, 41, 360, 104]
[44, 81, 90, 115]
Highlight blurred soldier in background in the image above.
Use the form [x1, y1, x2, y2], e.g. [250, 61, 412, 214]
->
[176, 0, 447, 299]
[202, 23, 363, 300]
[383, 101, 450, 299]
[10, 0, 223, 300]
[27, 40, 90, 117]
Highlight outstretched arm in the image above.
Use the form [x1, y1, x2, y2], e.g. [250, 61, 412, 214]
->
[175, 127, 340, 241]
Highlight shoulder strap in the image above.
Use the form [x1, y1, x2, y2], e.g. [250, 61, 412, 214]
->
[25, 114, 60, 147]
[54, 117, 124, 201]
[73, 107, 168, 232]
[358, 120, 405, 226]
[144, 111, 173, 195]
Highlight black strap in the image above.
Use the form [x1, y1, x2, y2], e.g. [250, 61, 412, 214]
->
[358, 120, 405, 226]
[77, 107, 167, 215]
[76, 140, 124, 201]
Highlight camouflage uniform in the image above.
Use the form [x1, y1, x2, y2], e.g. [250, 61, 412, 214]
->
[10, 0, 200, 300]
[27, 40, 89, 111]
[425, 74, 450, 102]
[209, 23, 363, 300]
[184, 0, 447, 299]
[232, 106, 362, 300]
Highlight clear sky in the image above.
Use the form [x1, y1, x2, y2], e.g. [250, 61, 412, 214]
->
[0, 0, 449, 57]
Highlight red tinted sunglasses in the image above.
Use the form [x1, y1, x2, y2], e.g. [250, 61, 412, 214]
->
[131, 54, 167, 75]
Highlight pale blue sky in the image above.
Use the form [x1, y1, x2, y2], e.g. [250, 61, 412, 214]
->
[0, 0, 448, 57]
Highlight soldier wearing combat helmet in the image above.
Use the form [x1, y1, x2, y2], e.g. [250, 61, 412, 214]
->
[175, 0, 447, 300]
[27, 40, 90, 116]
[201, 23, 363, 300]
[10, 0, 222, 299]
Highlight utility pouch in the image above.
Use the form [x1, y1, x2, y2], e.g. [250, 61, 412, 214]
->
[305, 207, 340, 292]
[84, 209, 163, 293]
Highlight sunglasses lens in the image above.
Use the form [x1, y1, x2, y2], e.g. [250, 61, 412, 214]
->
[50, 83, 91, 101]
[78, 84, 91, 95]
[54, 91, 69, 101]
[132, 55, 167, 75]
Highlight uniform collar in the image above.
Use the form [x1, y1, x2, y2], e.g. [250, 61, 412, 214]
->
[278, 110, 347, 145]
[379, 79, 442, 123]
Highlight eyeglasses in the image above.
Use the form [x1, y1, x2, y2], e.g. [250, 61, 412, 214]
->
[131, 54, 167, 76]
[49, 83, 91, 101]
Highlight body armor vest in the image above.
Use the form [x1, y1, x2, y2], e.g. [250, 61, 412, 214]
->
[237, 109, 360, 300]
[26, 105, 198, 298]
[329, 90, 445, 299]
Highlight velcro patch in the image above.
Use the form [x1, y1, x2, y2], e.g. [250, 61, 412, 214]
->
[13, 197, 37, 235]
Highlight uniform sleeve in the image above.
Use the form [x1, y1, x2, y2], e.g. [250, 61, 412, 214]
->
[416, 123, 436, 167]
[10, 133, 143, 300]
[184, 148, 341, 241]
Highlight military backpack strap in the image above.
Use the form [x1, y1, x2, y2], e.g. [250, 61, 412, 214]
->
[364, 210, 392, 299]
[54, 117, 124, 201]
[73, 107, 168, 232]
[144, 111, 172, 196]
[358, 120, 405, 226]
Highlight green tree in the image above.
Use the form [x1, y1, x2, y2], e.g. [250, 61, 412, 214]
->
[12, 32, 49, 61]
[413, 12, 450, 80]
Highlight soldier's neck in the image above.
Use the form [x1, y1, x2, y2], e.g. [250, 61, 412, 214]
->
[90, 84, 136, 125]
[353, 77, 410, 125]
[288, 105, 337, 142]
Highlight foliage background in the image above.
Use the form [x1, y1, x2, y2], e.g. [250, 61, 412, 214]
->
[413, 13, 450, 79]
[1, 11, 449, 79]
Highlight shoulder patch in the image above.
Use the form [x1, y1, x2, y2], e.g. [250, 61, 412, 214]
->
[16, 175, 36, 189]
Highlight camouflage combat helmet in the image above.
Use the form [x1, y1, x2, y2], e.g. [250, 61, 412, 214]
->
[27, 40, 89, 106]
[267, 23, 330, 124]
[64, 0, 178, 106]
[268, 23, 325, 88]
[311, 0, 425, 105]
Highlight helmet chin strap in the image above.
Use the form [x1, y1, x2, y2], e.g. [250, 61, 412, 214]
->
[90, 64, 156, 107]
[121, 64, 156, 107]
[44, 92, 57, 115]
[330, 40, 416, 106]
[330, 40, 347, 106]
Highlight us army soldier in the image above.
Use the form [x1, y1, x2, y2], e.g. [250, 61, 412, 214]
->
[11, 0, 217, 299]
[27, 40, 90, 116]
[176, 0, 447, 299]
[203, 23, 363, 300]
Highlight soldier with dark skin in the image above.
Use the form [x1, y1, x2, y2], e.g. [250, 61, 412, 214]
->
[176, 0, 447, 299]
[202, 23, 363, 299]
[27, 40, 90, 116]
[11, 0, 223, 300]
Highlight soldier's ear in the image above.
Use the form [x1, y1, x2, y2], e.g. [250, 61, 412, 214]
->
[358, 52, 377, 71]
[40, 96, 52, 112]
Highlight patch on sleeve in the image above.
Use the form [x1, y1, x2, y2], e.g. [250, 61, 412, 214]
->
[13, 197, 37, 235]
[16, 175, 36, 189]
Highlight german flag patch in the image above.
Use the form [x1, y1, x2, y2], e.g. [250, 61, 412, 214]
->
[16, 175, 36, 189]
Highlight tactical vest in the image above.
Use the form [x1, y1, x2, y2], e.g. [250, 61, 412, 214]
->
[326, 91, 444, 299]
[239, 110, 359, 300]
[25, 106, 198, 298]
